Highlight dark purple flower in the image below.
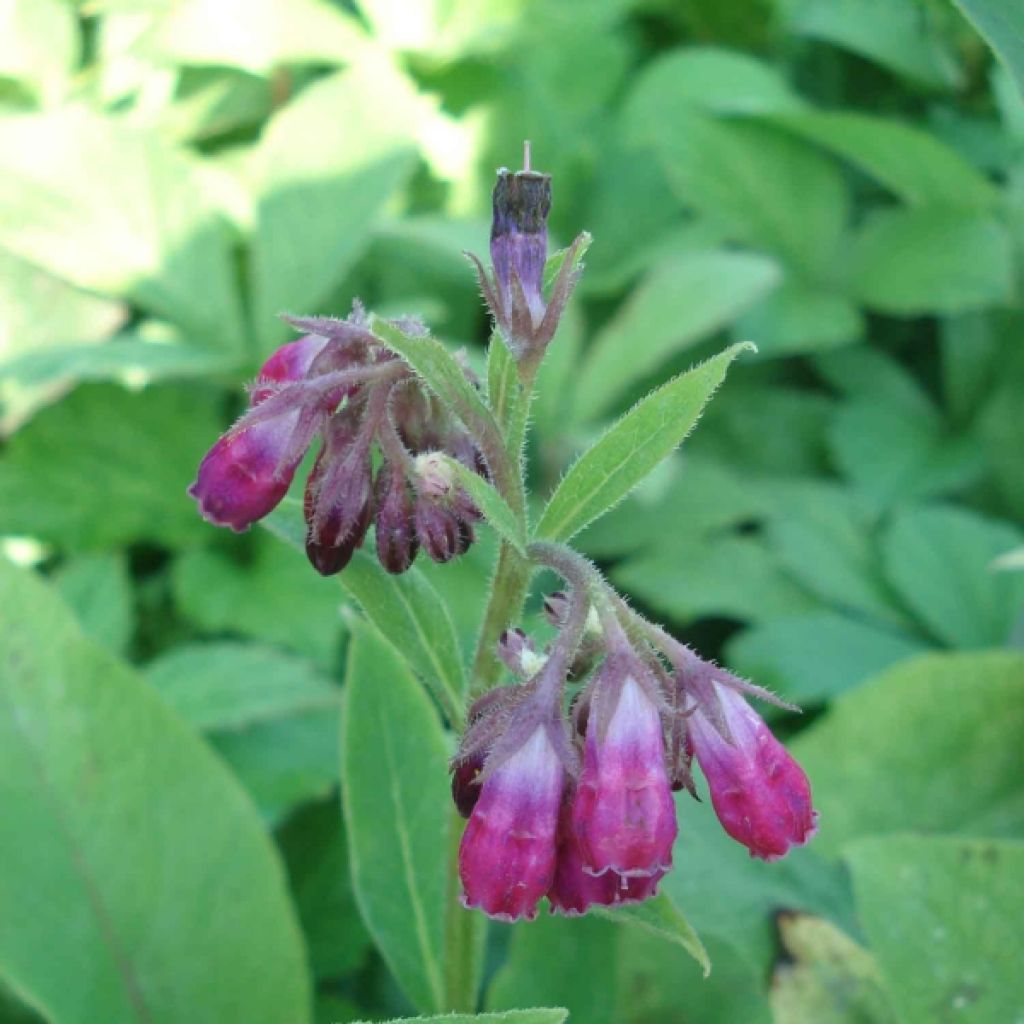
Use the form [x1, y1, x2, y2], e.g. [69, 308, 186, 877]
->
[688, 682, 817, 860]
[490, 169, 551, 326]
[374, 461, 418, 574]
[572, 665, 677, 878]
[303, 411, 373, 576]
[459, 724, 565, 921]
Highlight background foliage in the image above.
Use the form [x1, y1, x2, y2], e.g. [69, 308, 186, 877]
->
[1, 0, 1024, 1022]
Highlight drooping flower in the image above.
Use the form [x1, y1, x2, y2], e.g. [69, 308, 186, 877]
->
[458, 724, 566, 921]
[687, 680, 817, 860]
[548, 787, 666, 916]
[572, 658, 677, 878]
[373, 459, 419, 575]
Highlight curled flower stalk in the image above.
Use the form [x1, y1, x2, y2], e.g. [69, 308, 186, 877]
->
[187, 144, 817, 989]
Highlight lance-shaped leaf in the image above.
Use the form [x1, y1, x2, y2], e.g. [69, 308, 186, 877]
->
[0, 559, 310, 1024]
[536, 343, 755, 543]
[262, 499, 467, 727]
[341, 621, 451, 1014]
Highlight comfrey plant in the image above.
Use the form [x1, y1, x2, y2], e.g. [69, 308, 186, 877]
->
[189, 148, 816, 929]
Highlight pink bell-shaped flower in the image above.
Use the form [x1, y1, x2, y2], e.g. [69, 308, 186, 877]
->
[688, 682, 817, 860]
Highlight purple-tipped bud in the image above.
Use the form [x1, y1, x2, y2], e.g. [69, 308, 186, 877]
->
[491, 169, 551, 324]
[688, 683, 817, 860]
[303, 416, 373, 576]
[543, 591, 570, 628]
[498, 628, 547, 678]
[573, 671, 677, 878]
[251, 334, 329, 405]
[459, 726, 565, 921]
[189, 409, 305, 532]
[451, 749, 485, 819]
[374, 462, 418, 574]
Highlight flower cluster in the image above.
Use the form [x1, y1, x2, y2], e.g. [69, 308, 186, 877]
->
[451, 581, 817, 921]
[188, 306, 484, 576]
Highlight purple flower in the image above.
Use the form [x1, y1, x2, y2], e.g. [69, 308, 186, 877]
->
[687, 682, 817, 860]
[572, 667, 677, 878]
[490, 169, 551, 326]
[459, 725, 565, 921]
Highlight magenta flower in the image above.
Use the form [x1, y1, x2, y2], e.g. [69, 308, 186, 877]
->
[250, 334, 329, 404]
[687, 682, 817, 860]
[572, 668, 677, 878]
[188, 409, 308, 532]
[548, 789, 665, 916]
[459, 725, 565, 922]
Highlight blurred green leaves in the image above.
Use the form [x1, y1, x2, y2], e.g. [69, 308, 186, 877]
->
[0, 558, 310, 1024]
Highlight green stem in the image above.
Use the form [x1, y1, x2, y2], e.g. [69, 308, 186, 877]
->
[470, 543, 532, 696]
[443, 807, 484, 1010]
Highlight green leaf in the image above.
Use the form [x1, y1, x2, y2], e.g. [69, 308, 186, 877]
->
[146, 0, 365, 73]
[846, 836, 1024, 1024]
[735, 279, 863, 357]
[791, 651, 1024, 853]
[213, 707, 340, 824]
[263, 500, 468, 724]
[881, 505, 1024, 647]
[442, 456, 526, 555]
[146, 642, 338, 732]
[762, 482, 913, 631]
[619, 47, 806, 116]
[783, 0, 961, 88]
[573, 250, 781, 421]
[0, 0, 77, 102]
[277, 799, 372, 980]
[252, 63, 418, 352]
[664, 789, 856, 971]
[0, 559, 310, 1023]
[341, 621, 451, 1014]
[351, 1012, 568, 1024]
[952, 0, 1024, 97]
[725, 612, 928, 707]
[52, 554, 135, 656]
[0, 383, 221, 550]
[0, 338, 237, 394]
[827, 399, 983, 506]
[850, 209, 1014, 314]
[537, 343, 754, 543]
[0, 111, 244, 348]
[770, 914, 898, 1024]
[773, 111, 996, 208]
[595, 892, 709, 976]
[487, 915, 621, 1023]
[626, 99, 849, 275]
[612, 534, 816, 626]
[486, 331, 522, 433]
[173, 534, 347, 669]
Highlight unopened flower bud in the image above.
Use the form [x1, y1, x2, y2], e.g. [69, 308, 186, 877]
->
[189, 409, 308, 532]
[491, 168, 551, 325]
[303, 414, 373, 576]
[250, 334, 329, 405]
[413, 452, 456, 502]
[687, 682, 817, 860]
[374, 461, 418, 574]
[498, 628, 548, 678]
